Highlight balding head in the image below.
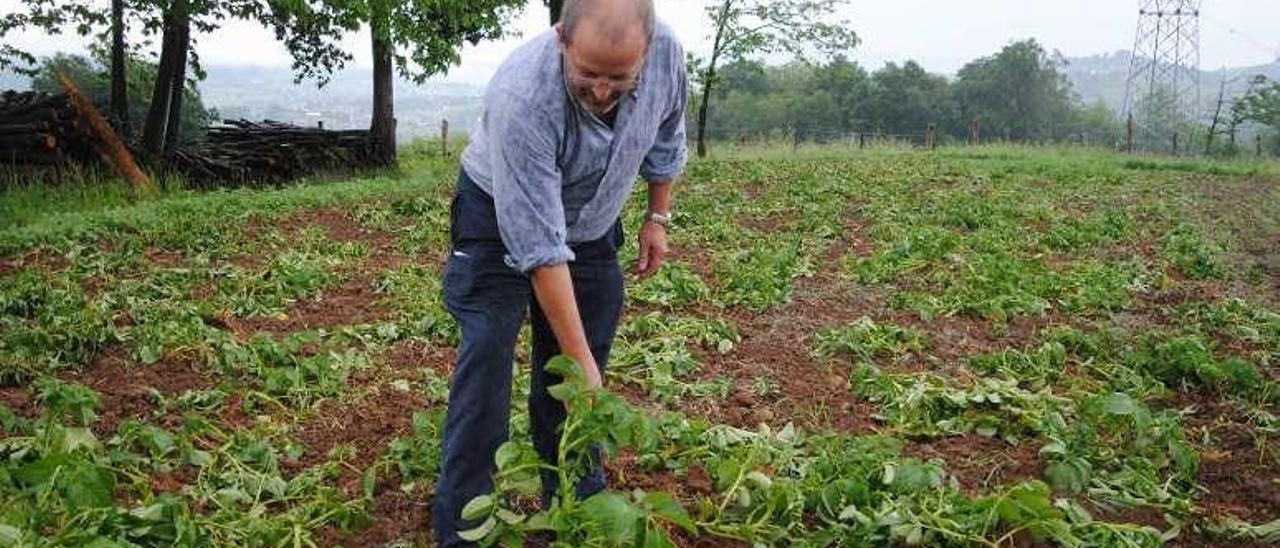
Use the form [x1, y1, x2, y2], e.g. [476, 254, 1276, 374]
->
[560, 0, 655, 48]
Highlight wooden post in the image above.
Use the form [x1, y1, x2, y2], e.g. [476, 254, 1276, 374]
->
[1125, 114, 1134, 153]
[858, 132, 866, 149]
[441, 119, 449, 157]
[1172, 133, 1179, 156]
[317, 120, 324, 130]
[55, 67, 153, 192]
[1259, 134, 1265, 157]
[968, 118, 979, 145]
[925, 123, 937, 150]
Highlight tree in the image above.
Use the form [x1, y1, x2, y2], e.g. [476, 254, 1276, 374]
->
[1234, 76, 1280, 130]
[868, 61, 954, 137]
[30, 51, 217, 144]
[811, 55, 872, 132]
[692, 0, 858, 157]
[4, 0, 362, 156]
[953, 39, 1076, 142]
[110, 0, 129, 136]
[293, 0, 521, 167]
[2, 0, 170, 146]
[1233, 76, 1280, 155]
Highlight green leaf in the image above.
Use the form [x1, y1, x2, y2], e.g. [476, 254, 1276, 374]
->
[881, 462, 896, 485]
[494, 442, 522, 471]
[63, 461, 115, 510]
[1038, 441, 1067, 456]
[545, 355, 584, 381]
[214, 487, 251, 506]
[495, 508, 525, 525]
[461, 494, 494, 521]
[745, 471, 773, 489]
[362, 466, 378, 500]
[61, 427, 99, 452]
[642, 491, 695, 532]
[0, 523, 23, 544]
[524, 512, 553, 531]
[457, 516, 497, 542]
[1044, 461, 1086, 495]
[130, 503, 166, 522]
[188, 449, 213, 467]
[642, 528, 678, 548]
[580, 492, 642, 543]
[1103, 393, 1138, 415]
[547, 382, 578, 403]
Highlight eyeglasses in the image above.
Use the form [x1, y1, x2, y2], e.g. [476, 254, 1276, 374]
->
[562, 53, 642, 94]
[565, 71, 641, 93]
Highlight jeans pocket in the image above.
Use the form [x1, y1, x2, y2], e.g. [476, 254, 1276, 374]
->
[442, 251, 475, 306]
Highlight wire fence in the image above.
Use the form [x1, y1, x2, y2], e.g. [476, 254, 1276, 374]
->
[692, 123, 1127, 154]
[688, 121, 1277, 159]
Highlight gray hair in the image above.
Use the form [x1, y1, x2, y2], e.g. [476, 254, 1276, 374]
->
[560, 0, 655, 45]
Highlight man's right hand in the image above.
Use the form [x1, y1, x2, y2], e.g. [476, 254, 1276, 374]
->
[530, 263, 604, 391]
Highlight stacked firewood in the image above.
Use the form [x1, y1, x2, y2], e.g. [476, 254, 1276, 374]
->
[0, 91, 95, 165]
[170, 119, 373, 186]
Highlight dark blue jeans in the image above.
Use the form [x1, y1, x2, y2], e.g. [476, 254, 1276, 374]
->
[432, 169, 624, 547]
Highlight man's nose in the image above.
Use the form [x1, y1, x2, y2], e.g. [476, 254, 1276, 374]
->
[592, 82, 612, 102]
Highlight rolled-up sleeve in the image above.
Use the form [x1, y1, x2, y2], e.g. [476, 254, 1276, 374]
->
[640, 46, 689, 184]
[487, 95, 575, 273]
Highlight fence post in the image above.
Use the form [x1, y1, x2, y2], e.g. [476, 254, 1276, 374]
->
[926, 123, 937, 150]
[1259, 134, 1265, 157]
[1172, 133, 1179, 156]
[317, 120, 324, 130]
[1125, 114, 1134, 153]
[858, 132, 866, 150]
[968, 118, 979, 145]
[441, 119, 449, 157]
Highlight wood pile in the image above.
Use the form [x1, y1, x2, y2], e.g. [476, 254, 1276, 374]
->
[170, 119, 373, 186]
[0, 90, 96, 165]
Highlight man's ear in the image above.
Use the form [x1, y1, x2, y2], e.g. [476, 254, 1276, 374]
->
[555, 22, 567, 50]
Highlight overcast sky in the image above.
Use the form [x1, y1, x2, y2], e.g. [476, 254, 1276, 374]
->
[4, 0, 1278, 85]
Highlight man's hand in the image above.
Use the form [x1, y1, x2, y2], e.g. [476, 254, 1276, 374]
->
[530, 264, 605, 391]
[635, 220, 668, 278]
[581, 358, 604, 390]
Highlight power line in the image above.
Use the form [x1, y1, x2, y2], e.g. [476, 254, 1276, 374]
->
[1200, 13, 1280, 61]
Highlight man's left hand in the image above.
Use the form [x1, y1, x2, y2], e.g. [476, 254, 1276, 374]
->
[635, 220, 668, 278]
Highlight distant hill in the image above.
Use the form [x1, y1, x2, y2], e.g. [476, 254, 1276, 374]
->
[3, 64, 485, 141]
[0, 71, 30, 91]
[1061, 51, 1280, 115]
[200, 64, 486, 140]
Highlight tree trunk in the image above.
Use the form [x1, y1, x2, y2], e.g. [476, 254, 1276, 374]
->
[548, 0, 564, 25]
[164, 9, 190, 150]
[1205, 78, 1227, 155]
[369, 17, 397, 167]
[696, 1, 732, 159]
[142, 1, 186, 156]
[109, 0, 129, 138]
[694, 60, 716, 159]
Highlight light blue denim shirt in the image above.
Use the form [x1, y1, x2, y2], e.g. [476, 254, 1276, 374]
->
[460, 21, 688, 273]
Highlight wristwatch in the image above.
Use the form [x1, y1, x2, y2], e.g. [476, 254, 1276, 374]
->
[644, 210, 673, 228]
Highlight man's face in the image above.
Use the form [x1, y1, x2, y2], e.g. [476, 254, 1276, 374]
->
[558, 24, 647, 117]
